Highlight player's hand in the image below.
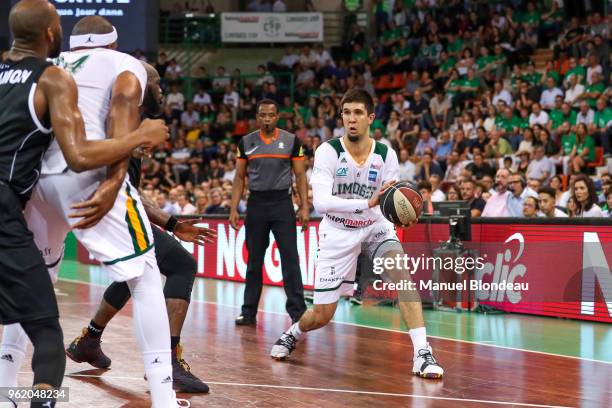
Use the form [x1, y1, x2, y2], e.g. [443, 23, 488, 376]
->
[368, 179, 397, 208]
[229, 209, 241, 231]
[298, 206, 310, 232]
[68, 179, 121, 229]
[139, 119, 169, 149]
[174, 219, 217, 246]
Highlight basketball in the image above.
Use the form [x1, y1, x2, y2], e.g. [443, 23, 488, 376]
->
[379, 181, 423, 226]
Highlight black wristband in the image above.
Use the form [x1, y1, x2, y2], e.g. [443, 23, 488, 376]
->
[165, 216, 178, 232]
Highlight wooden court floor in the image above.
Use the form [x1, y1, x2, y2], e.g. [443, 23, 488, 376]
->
[2, 267, 612, 407]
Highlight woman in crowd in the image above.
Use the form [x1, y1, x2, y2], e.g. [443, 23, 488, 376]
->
[572, 174, 606, 217]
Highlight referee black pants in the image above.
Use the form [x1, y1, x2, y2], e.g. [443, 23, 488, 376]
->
[241, 190, 306, 322]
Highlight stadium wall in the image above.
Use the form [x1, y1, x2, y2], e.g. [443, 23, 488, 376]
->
[75, 217, 612, 324]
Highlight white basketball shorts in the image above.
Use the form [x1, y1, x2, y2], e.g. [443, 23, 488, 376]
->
[314, 218, 402, 304]
[25, 169, 155, 282]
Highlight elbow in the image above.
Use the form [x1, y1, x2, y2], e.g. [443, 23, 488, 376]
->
[66, 156, 88, 173]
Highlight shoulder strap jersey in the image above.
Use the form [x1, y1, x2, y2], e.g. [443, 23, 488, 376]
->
[0, 56, 53, 206]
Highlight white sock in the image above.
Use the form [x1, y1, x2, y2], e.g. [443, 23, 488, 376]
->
[127, 256, 175, 407]
[0, 324, 29, 387]
[408, 327, 428, 358]
[287, 322, 304, 341]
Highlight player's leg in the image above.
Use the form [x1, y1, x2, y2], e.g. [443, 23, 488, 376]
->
[125, 253, 177, 407]
[0, 187, 66, 407]
[0, 183, 69, 389]
[270, 225, 359, 359]
[366, 223, 444, 379]
[238, 199, 271, 325]
[269, 196, 306, 322]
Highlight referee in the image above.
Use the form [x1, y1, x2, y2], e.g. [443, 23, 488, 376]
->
[230, 99, 308, 325]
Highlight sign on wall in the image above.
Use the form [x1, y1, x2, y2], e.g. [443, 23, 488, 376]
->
[221, 13, 323, 43]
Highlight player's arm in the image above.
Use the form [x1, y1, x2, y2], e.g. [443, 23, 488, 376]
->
[311, 144, 376, 214]
[140, 190, 216, 245]
[291, 139, 309, 231]
[229, 139, 248, 230]
[38, 66, 167, 172]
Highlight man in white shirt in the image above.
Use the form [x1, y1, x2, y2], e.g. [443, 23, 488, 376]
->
[564, 74, 585, 107]
[177, 193, 196, 215]
[193, 88, 212, 107]
[314, 44, 334, 68]
[506, 173, 538, 217]
[398, 148, 416, 182]
[539, 77, 564, 110]
[273, 0, 287, 12]
[538, 187, 568, 217]
[280, 46, 300, 69]
[482, 169, 511, 216]
[444, 150, 465, 182]
[492, 81, 513, 107]
[429, 174, 446, 202]
[180, 103, 200, 130]
[212, 66, 230, 89]
[526, 146, 554, 184]
[576, 101, 594, 126]
[165, 83, 185, 115]
[528, 103, 549, 126]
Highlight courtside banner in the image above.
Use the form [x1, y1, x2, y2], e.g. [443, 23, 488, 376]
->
[76, 220, 611, 323]
[221, 13, 323, 43]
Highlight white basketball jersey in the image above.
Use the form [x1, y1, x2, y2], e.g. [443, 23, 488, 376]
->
[311, 138, 399, 229]
[41, 48, 147, 174]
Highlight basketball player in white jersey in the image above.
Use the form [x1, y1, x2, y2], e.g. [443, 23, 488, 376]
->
[0, 17, 186, 407]
[270, 89, 444, 379]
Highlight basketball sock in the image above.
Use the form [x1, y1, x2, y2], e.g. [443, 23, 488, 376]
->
[408, 327, 428, 358]
[87, 320, 105, 339]
[0, 324, 28, 387]
[287, 323, 304, 341]
[171, 336, 180, 350]
[127, 255, 174, 407]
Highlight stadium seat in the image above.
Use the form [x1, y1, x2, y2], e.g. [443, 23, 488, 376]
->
[587, 147, 604, 169]
[233, 120, 249, 136]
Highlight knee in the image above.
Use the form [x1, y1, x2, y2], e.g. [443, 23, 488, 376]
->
[163, 254, 197, 301]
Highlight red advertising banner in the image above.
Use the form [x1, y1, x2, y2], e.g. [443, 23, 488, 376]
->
[76, 219, 612, 323]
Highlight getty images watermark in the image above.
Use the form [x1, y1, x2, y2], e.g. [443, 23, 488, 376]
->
[371, 253, 530, 292]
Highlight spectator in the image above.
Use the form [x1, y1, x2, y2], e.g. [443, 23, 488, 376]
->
[279, 46, 300, 69]
[460, 179, 486, 218]
[212, 66, 231, 90]
[429, 174, 445, 202]
[165, 84, 185, 118]
[222, 159, 236, 183]
[414, 130, 437, 157]
[526, 145, 554, 184]
[539, 76, 564, 110]
[417, 180, 434, 214]
[168, 138, 192, 183]
[398, 148, 416, 182]
[272, 0, 287, 13]
[604, 190, 612, 217]
[522, 196, 540, 218]
[576, 101, 594, 126]
[184, 162, 208, 185]
[573, 174, 606, 217]
[444, 150, 465, 182]
[466, 153, 494, 179]
[180, 103, 200, 130]
[485, 130, 513, 159]
[446, 184, 461, 201]
[205, 188, 230, 215]
[492, 81, 513, 107]
[569, 123, 595, 174]
[193, 88, 212, 107]
[177, 192, 197, 215]
[417, 151, 444, 181]
[165, 58, 182, 82]
[589, 97, 612, 156]
[528, 103, 549, 126]
[155, 52, 169, 79]
[538, 186, 568, 217]
[507, 172, 539, 217]
[156, 191, 178, 215]
[482, 169, 511, 217]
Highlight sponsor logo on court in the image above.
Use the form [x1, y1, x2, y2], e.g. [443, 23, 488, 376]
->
[476, 233, 527, 304]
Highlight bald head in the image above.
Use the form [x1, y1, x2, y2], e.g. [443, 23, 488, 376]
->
[141, 61, 160, 86]
[9, 0, 62, 57]
[140, 61, 163, 117]
[72, 16, 114, 36]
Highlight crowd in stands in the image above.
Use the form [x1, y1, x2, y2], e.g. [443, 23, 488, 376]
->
[140, 0, 612, 219]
